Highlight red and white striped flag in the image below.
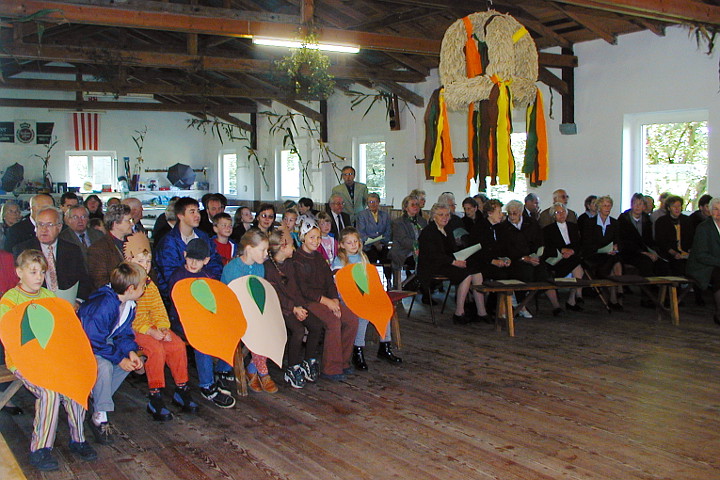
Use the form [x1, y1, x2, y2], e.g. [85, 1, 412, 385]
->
[72, 113, 100, 150]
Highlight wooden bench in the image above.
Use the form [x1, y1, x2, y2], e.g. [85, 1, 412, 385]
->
[0, 365, 22, 412]
[472, 276, 689, 337]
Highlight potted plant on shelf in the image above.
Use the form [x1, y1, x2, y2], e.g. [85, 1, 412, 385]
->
[32, 137, 58, 192]
[130, 126, 147, 190]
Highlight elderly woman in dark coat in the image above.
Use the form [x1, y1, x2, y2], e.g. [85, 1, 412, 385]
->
[542, 202, 585, 310]
[390, 195, 427, 288]
[417, 203, 488, 324]
[687, 197, 720, 325]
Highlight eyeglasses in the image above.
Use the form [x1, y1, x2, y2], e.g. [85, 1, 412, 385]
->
[341, 172, 354, 177]
[332, 201, 345, 206]
[367, 200, 379, 205]
[37, 222, 61, 229]
[70, 215, 89, 221]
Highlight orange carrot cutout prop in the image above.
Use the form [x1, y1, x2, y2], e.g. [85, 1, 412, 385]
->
[228, 276, 287, 368]
[171, 278, 246, 366]
[335, 263, 393, 338]
[0, 298, 96, 409]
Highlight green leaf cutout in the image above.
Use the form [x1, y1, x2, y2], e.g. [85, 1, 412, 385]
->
[352, 263, 370, 295]
[21, 304, 55, 349]
[191, 279, 217, 314]
[247, 276, 266, 314]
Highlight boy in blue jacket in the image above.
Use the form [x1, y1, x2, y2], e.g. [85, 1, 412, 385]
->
[79, 262, 147, 445]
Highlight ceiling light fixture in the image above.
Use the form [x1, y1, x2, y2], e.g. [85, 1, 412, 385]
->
[252, 37, 360, 54]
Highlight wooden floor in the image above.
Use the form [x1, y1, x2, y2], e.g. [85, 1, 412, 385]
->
[3, 291, 720, 480]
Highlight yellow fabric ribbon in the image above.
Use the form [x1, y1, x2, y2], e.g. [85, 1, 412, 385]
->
[512, 27, 528, 43]
[492, 75, 514, 185]
[430, 89, 447, 179]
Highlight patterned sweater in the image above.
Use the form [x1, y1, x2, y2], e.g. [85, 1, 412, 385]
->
[132, 280, 169, 334]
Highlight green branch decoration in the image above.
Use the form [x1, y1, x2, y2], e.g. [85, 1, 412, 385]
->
[273, 33, 335, 100]
[346, 89, 416, 124]
[187, 118, 271, 191]
[131, 126, 147, 176]
[32, 137, 58, 188]
[687, 24, 720, 83]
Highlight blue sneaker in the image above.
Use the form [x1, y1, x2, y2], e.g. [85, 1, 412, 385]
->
[146, 393, 173, 421]
[172, 386, 200, 413]
[69, 441, 97, 461]
[29, 447, 59, 471]
[343, 366, 355, 375]
[284, 365, 306, 389]
[300, 359, 320, 383]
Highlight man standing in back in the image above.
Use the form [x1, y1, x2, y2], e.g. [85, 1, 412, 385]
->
[330, 166, 368, 224]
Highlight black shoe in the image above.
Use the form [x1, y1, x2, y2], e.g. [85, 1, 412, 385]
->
[1, 405, 23, 415]
[477, 314, 494, 324]
[172, 386, 200, 414]
[553, 308, 564, 317]
[609, 302, 624, 312]
[565, 302, 583, 312]
[377, 342, 402, 364]
[352, 346, 368, 371]
[88, 420, 113, 445]
[69, 441, 97, 461]
[146, 393, 173, 422]
[575, 297, 585, 304]
[215, 371, 236, 392]
[200, 383, 235, 409]
[452, 314, 470, 325]
[29, 447, 59, 471]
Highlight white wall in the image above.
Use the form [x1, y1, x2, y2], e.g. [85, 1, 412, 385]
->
[1, 26, 717, 211]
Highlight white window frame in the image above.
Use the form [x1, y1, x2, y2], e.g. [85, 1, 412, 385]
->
[622, 109, 708, 211]
[275, 137, 310, 199]
[218, 149, 239, 195]
[353, 136, 386, 201]
[65, 150, 117, 191]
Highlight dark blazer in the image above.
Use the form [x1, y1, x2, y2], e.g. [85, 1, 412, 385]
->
[687, 218, 720, 289]
[617, 210, 655, 257]
[654, 214, 695, 260]
[327, 210, 351, 239]
[13, 237, 92, 302]
[581, 216, 619, 259]
[389, 214, 427, 270]
[542, 221, 581, 258]
[417, 222, 468, 285]
[4, 216, 34, 252]
[506, 218, 543, 258]
[59, 227, 104, 270]
[87, 233, 125, 290]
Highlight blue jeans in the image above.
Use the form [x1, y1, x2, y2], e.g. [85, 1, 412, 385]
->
[93, 355, 131, 413]
[194, 349, 233, 389]
[354, 318, 391, 346]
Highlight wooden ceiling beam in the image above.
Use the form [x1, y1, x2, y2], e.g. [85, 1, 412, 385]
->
[551, 3, 617, 44]
[384, 52, 430, 77]
[375, 81, 424, 108]
[631, 18, 665, 36]
[0, 0, 441, 56]
[0, 43, 426, 82]
[551, 0, 720, 26]
[0, 78, 287, 99]
[538, 66, 569, 95]
[0, 98, 258, 113]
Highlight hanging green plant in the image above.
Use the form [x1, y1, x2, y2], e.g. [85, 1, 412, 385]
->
[273, 34, 335, 100]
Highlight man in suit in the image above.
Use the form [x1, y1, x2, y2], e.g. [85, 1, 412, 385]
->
[4, 193, 54, 252]
[59, 205, 103, 270]
[538, 189, 578, 228]
[523, 193, 540, 221]
[88, 203, 134, 290]
[13, 206, 91, 308]
[330, 166, 368, 223]
[326, 193, 351, 239]
[121, 197, 146, 234]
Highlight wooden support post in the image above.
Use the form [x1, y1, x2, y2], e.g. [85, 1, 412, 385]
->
[250, 113, 258, 150]
[301, 0, 314, 25]
[669, 285, 680, 326]
[320, 100, 328, 143]
[561, 46, 575, 128]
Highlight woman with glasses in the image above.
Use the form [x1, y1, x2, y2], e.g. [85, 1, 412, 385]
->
[0, 201, 21, 250]
[264, 230, 323, 388]
[253, 203, 277, 234]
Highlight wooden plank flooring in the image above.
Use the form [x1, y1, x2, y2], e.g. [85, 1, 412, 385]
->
[2, 291, 720, 480]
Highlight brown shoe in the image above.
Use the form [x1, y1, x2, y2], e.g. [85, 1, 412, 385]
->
[259, 374, 278, 393]
[247, 371, 262, 393]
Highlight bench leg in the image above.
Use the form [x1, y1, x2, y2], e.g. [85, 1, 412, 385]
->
[669, 286, 680, 326]
[0, 379, 22, 410]
[427, 286, 438, 327]
[504, 294, 515, 337]
[233, 346, 248, 397]
[391, 309, 402, 350]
